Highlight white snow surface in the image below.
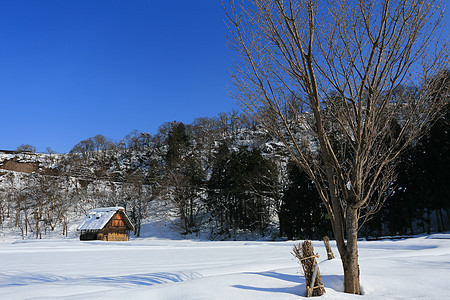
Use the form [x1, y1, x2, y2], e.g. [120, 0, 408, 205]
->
[77, 207, 124, 231]
[1, 234, 449, 299]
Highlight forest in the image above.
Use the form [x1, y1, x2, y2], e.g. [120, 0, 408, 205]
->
[0, 94, 448, 240]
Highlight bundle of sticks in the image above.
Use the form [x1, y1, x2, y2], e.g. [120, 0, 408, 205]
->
[292, 240, 326, 297]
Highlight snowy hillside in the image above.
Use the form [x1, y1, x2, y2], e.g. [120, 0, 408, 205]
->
[1, 111, 448, 241]
[1, 234, 449, 299]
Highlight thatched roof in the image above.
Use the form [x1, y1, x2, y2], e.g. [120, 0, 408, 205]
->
[77, 207, 134, 231]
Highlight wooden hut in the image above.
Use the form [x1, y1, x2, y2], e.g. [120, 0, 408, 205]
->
[77, 207, 135, 241]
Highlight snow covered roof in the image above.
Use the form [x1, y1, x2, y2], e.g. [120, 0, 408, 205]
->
[77, 207, 127, 231]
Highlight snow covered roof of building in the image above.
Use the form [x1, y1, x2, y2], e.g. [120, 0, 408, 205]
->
[77, 207, 128, 231]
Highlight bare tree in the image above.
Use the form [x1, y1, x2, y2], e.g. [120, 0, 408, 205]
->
[16, 144, 36, 153]
[46, 147, 56, 154]
[225, 0, 449, 294]
[119, 171, 153, 237]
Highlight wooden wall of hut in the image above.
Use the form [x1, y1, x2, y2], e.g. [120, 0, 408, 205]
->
[106, 233, 128, 241]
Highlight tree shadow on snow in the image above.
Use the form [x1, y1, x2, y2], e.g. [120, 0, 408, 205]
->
[232, 271, 346, 297]
[321, 274, 344, 293]
[0, 271, 202, 288]
[243, 271, 301, 284]
[0, 272, 68, 287]
[87, 272, 202, 287]
[232, 271, 303, 296]
[233, 284, 304, 296]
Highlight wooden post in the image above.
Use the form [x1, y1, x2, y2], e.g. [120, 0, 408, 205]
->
[323, 236, 335, 260]
[308, 263, 319, 297]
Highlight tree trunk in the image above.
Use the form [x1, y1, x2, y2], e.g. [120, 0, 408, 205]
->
[343, 206, 361, 294]
[277, 212, 283, 238]
[25, 216, 28, 235]
[435, 209, 443, 232]
[421, 209, 426, 233]
[135, 219, 140, 237]
[189, 198, 194, 229]
[446, 208, 450, 228]
[439, 209, 445, 231]
[409, 216, 415, 235]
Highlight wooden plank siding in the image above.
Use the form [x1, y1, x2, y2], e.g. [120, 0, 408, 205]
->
[102, 211, 130, 241]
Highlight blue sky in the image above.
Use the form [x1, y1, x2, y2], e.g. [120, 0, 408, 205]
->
[0, 0, 235, 153]
[1, 1, 449, 153]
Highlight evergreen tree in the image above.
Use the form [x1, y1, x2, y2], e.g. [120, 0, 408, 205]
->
[279, 162, 331, 240]
[207, 146, 277, 238]
[162, 121, 207, 234]
[166, 122, 190, 166]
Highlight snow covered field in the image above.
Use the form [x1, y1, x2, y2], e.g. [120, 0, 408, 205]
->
[1, 235, 449, 299]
